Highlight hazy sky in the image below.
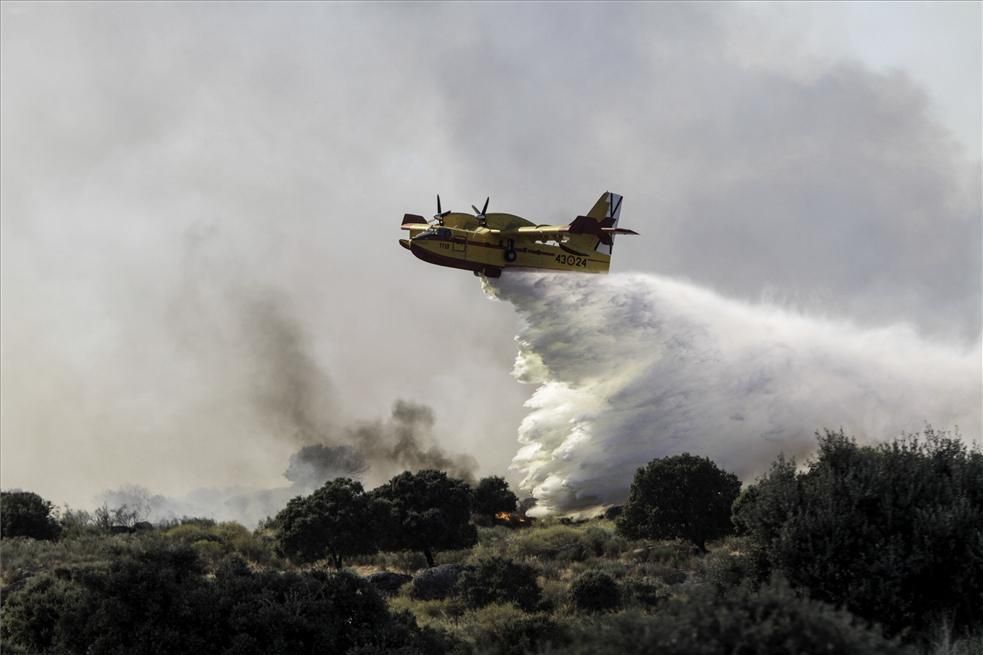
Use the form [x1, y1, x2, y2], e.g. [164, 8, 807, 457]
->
[2, 2, 980, 511]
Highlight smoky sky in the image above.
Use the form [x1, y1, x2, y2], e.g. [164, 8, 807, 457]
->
[1, 3, 979, 510]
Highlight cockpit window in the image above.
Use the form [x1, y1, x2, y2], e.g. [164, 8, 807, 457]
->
[414, 226, 453, 241]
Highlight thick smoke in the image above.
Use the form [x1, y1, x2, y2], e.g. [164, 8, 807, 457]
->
[239, 294, 479, 486]
[487, 273, 981, 516]
[282, 400, 477, 490]
[284, 445, 368, 487]
[90, 281, 478, 527]
[96, 399, 477, 527]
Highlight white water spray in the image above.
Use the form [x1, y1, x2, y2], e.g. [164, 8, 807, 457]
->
[487, 273, 981, 515]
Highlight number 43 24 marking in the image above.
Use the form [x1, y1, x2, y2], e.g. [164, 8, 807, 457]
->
[555, 254, 588, 268]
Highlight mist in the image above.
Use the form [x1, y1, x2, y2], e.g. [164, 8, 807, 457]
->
[487, 272, 981, 515]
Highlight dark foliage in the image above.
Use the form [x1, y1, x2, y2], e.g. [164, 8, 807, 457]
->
[372, 469, 477, 567]
[550, 581, 904, 655]
[472, 477, 518, 518]
[473, 612, 568, 655]
[569, 570, 620, 612]
[602, 505, 623, 520]
[367, 571, 413, 596]
[0, 540, 452, 655]
[410, 563, 468, 601]
[1, 491, 62, 541]
[457, 557, 542, 611]
[616, 453, 741, 552]
[734, 428, 983, 638]
[274, 477, 378, 569]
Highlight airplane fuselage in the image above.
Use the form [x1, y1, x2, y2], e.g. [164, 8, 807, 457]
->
[400, 214, 612, 278]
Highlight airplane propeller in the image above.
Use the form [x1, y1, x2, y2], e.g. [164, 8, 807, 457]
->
[434, 194, 452, 224]
[472, 197, 490, 224]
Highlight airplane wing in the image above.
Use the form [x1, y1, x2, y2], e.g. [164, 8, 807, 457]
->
[491, 223, 639, 238]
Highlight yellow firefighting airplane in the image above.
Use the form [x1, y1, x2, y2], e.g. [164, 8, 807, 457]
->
[399, 192, 637, 277]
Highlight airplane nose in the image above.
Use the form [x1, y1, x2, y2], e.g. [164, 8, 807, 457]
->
[399, 239, 411, 250]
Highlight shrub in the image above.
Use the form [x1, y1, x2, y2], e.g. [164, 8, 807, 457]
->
[699, 538, 761, 591]
[507, 524, 595, 562]
[367, 570, 413, 596]
[0, 573, 86, 652]
[734, 428, 983, 638]
[457, 557, 542, 611]
[551, 581, 903, 655]
[569, 570, 621, 612]
[162, 521, 276, 568]
[621, 576, 670, 609]
[410, 563, 469, 601]
[1, 540, 453, 655]
[465, 604, 567, 655]
[1, 491, 62, 541]
[617, 453, 741, 553]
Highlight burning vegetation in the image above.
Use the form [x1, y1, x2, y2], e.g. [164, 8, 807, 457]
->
[493, 511, 533, 529]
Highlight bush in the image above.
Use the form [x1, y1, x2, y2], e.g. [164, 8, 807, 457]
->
[617, 454, 741, 553]
[1, 540, 454, 655]
[734, 428, 983, 638]
[465, 604, 567, 655]
[410, 563, 469, 601]
[506, 524, 597, 562]
[699, 538, 762, 591]
[569, 571, 621, 612]
[162, 521, 277, 568]
[621, 576, 670, 609]
[367, 570, 413, 596]
[0, 573, 86, 652]
[457, 557, 542, 611]
[1, 491, 62, 541]
[550, 581, 903, 655]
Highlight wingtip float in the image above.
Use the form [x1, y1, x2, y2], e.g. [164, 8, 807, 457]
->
[399, 192, 637, 278]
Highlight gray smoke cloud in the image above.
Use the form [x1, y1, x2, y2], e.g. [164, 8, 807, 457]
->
[87, 247, 479, 526]
[284, 445, 368, 487]
[487, 272, 981, 515]
[95, 397, 477, 527]
[230, 289, 479, 487]
[282, 400, 477, 490]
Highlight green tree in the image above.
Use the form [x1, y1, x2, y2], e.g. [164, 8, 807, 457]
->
[1, 490, 62, 540]
[274, 478, 378, 569]
[473, 476, 519, 518]
[372, 469, 477, 567]
[616, 453, 741, 553]
[734, 428, 983, 638]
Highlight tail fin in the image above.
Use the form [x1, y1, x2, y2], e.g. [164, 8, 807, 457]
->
[574, 191, 625, 255]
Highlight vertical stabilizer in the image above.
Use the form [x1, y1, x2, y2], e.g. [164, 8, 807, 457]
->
[582, 191, 623, 255]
